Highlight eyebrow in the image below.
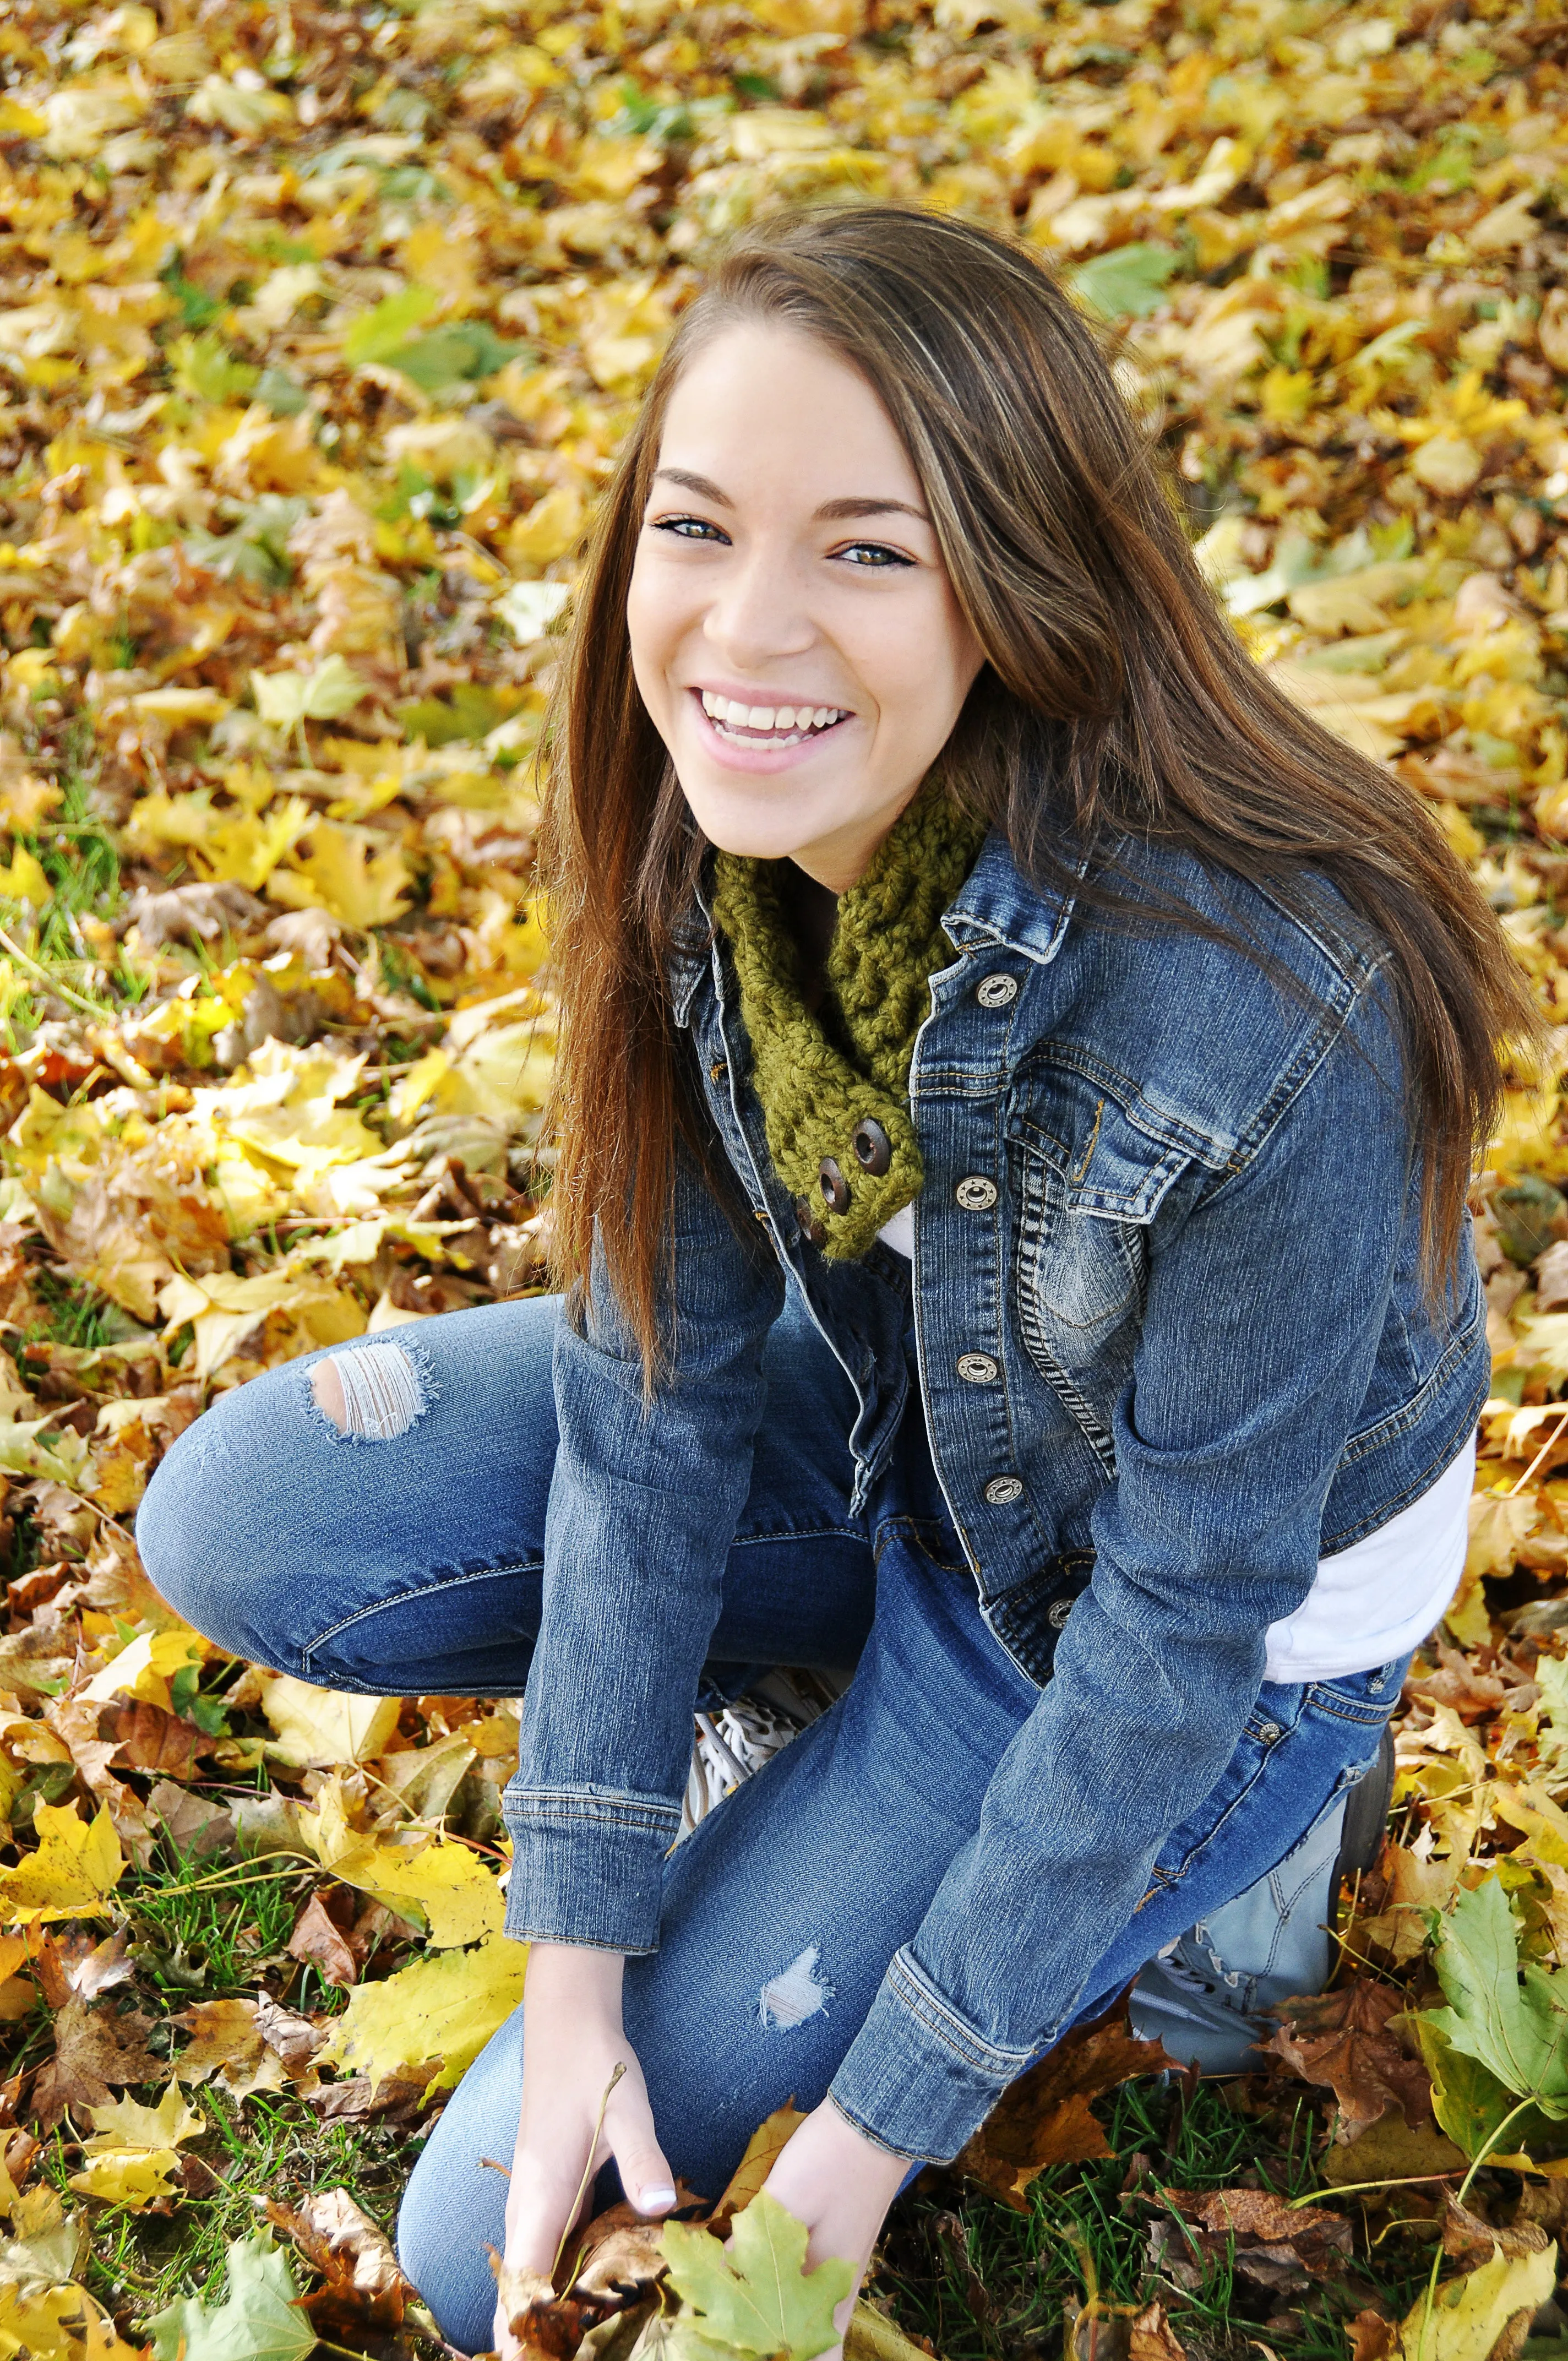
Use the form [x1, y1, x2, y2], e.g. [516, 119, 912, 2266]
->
[652, 467, 930, 525]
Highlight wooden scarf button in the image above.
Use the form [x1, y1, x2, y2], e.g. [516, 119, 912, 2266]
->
[851, 1117, 892, 1176]
[819, 1157, 852, 1215]
[793, 1195, 827, 1248]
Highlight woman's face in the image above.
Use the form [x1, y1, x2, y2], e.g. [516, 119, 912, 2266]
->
[626, 322, 985, 893]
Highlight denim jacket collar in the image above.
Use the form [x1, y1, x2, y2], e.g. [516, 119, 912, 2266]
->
[669, 826, 1081, 1028]
[939, 829, 1079, 967]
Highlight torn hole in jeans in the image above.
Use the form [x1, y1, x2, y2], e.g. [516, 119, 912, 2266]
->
[309, 1340, 437, 1442]
[758, 1944, 833, 2032]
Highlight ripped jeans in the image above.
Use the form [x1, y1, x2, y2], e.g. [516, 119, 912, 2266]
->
[135, 1294, 1411, 2354]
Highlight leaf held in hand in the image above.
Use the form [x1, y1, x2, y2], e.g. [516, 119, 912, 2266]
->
[661, 2191, 853, 2361]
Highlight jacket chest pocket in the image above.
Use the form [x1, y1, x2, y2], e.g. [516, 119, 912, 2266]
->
[1014, 1155, 1147, 1370]
[1006, 1072, 1194, 1377]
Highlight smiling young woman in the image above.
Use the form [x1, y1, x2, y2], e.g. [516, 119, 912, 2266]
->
[137, 206, 1533, 2359]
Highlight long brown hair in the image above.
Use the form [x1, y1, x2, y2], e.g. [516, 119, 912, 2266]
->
[540, 204, 1534, 1377]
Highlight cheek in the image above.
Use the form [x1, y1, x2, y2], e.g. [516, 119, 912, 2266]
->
[625, 563, 678, 714]
[862, 601, 978, 743]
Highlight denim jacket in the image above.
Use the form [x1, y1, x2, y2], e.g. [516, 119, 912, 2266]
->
[504, 830, 1486, 2160]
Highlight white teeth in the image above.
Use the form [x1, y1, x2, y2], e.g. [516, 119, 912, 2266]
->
[699, 690, 845, 737]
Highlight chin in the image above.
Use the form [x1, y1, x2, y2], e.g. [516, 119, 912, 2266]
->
[677, 771, 838, 862]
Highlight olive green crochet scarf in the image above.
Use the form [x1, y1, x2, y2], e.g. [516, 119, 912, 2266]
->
[711, 785, 986, 1261]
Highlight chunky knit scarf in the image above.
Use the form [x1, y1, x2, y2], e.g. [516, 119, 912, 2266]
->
[711, 785, 987, 1261]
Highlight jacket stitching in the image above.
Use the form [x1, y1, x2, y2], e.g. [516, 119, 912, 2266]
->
[887, 1951, 1033, 2077]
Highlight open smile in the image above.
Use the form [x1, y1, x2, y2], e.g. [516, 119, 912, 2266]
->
[693, 687, 852, 751]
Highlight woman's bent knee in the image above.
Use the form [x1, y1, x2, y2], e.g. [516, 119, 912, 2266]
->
[135, 1364, 318, 1668]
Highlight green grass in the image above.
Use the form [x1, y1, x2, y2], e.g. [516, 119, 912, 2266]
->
[41, 2080, 428, 2327]
[878, 2077, 1446, 2361]
[123, 1848, 317, 2003]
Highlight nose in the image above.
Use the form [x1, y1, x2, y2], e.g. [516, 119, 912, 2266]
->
[701, 538, 815, 674]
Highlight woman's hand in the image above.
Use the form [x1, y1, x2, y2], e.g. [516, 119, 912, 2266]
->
[760, 2100, 912, 2356]
[495, 1943, 677, 2358]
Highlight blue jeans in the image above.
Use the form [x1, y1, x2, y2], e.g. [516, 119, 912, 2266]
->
[137, 1294, 1409, 2354]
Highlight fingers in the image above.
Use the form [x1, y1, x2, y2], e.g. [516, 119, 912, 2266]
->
[607, 2077, 677, 2217]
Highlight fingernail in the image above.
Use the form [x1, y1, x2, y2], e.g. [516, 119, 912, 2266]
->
[639, 2184, 677, 2212]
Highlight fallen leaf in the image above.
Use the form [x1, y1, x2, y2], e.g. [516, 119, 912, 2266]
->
[1267, 1980, 1434, 2135]
[286, 1892, 358, 1989]
[956, 1999, 1170, 2207]
[148, 2231, 315, 2361]
[1398, 2238, 1557, 2361]
[68, 2083, 204, 2211]
[314, 1931, 526, 2091]
[0, 1806, 124, 1929]
[30, 1995, 163, 2131]
[660, 2193, 853, 2361]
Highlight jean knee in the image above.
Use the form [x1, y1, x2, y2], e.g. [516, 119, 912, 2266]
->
[135, 1381, 304, 1666]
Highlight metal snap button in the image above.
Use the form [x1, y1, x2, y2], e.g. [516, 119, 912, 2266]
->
[957, 1351, 999, 1384]
[1047, 1598, 1074, 1631]
[793, 1195, 827, 1248]
[955, 1176, 998, 1211]
[976, 975, 1018, 1008]
[851, 1117, 892, 1176]
[983, 1475, 1023, 1505]
[1257, 1720, 1284, 1745]
[819, 1157, 851, 1215]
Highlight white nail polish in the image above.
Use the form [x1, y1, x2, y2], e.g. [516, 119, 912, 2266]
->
[639, 2184, 677, 2211]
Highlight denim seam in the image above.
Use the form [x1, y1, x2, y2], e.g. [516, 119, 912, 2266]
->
[507, 1918, 660, 1959]
[886, 1951, 1034, 2080]
[1322, 1369, 1488, 1553]
[303, 1559, 545, 1663]
[825, 2093, 928, 2166]
[504, 1787, 680, 1836]
[1336, 1308, 1485, 1466]
[1202, 982, 1355, 1190]
[727, 1522, 867, 1549]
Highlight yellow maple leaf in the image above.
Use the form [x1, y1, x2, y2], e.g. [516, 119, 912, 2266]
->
[273, 823, 412, 929]
[68, 2085, 204, 2212]
[80, 1628, 209, 1711]
[1400, 2240, 1556, 2361]
[315, 1932, 526, 2090]
[260, 1676, 403, 1769]
[0, 2272, 145, 2361]
[0, 1804, 124, 1928]
[298, 1772, 503, 1947]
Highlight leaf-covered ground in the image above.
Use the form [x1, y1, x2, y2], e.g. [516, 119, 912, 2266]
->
[1, 0, 1567, 2355]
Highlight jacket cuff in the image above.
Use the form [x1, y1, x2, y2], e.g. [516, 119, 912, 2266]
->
[500, 1783, 680, 1954]
[827, 1947, 1036, 2162]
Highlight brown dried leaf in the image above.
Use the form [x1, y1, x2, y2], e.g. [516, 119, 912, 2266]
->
[253, 1993, 326, 2075]
[570, 2210, 669, 2301]
[287, 1891, 358, 1989]
[1266, 1981, 1434, 2135]
[97, 1697, 214, 1777]
[29, 1994, 162, 2131]
[1441, 2194, 1551, 2268]
[266, 2186, 414, 2338]
[1128, 2303, 1186, 2361]
[1344, 2309, 1400, 2361]
[956, 1999, 1171, 2209]
[1160, 2187, 1354, 2289]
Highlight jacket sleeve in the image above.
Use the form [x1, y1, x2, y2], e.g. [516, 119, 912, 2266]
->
[502, 1131, 785, 1953]
[827, 980, 1418, 2157]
